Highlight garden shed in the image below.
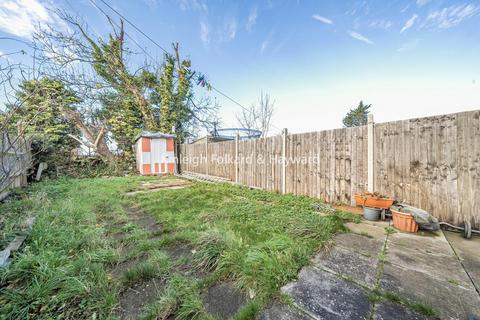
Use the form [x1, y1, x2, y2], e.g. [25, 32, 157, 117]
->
[135, 131, 176, 175]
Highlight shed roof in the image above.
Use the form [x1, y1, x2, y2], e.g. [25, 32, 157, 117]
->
[135, 131, 176, 141]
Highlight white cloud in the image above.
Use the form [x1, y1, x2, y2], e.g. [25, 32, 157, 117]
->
[424, 4, 479, 29]
[200, 20, 209, 45]
[416, 0, 430, 7]
[217, 18, 237, 42]
[400, 14, 418, 33]
[348, 31, 373, 44]
[226, 18, 237, 40]
[260, 40, 269, 54]
[246, 6, 257, 32]
[312, 14, 333, 25]
[177, 0, 207, 12]
[143, 0, 158, 8]
[401, 4, 410, 13]
[369, 19, 392, 30]
[0, 0, 54, 38]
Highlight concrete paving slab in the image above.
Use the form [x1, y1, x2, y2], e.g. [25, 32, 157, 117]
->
[374, 301, 432, 320]
[6, 235, 26, 251]
[202, 282, 247, 319]
[361, 219, 391, 229]
[388, 230, 451, 255]
[334, 232, 385, 258]
[444, 231, 480, 294]
[312, 245, 379, 288]
[379, 262, 480, 319]
[282, 267, 372, 320]
[386, 241, 471, 288]
[260, 301, 311, 320]
[345, 222, 388, 241]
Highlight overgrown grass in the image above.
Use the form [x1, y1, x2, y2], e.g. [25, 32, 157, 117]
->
[1, 176, 355, 319]
[0, 176, 156, 319]
[121, 250, 171, 286]
[141, 274, 211, 320]
[132, 182, 356, 304]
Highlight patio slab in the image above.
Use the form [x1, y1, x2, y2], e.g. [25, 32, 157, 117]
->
[282, 267, 372, 320]
[312, 245, 378, 288]
[334, 232, 385, 258]
[374, 301, 431, 320]
[380, 228, 480, 319]
[260, 301, 311, 320]
[379, 260, 480, 319]
[444, 231, 480, 294]
[279, 219, 480, 320]
[386, 239, 471, 288]
[345, 221, 389, 241]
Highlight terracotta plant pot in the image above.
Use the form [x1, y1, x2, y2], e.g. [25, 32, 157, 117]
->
[354, 193, 394, 209]
[391, 209, 419, 233]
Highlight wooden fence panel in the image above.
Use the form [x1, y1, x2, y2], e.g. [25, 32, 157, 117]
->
[0, 132, 31, 198]
[373, 111, 480, 227]
[179, 109, 479, 227]
[207, 140, 235, 180]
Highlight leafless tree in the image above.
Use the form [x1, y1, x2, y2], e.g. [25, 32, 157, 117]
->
[0, 48, 41, 194]
[236, 92, 275, 137]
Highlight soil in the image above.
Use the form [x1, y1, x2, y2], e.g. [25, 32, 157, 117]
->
[112, 205, 166, 318]
[117, 278, 165, 320]
[125, 206, 162, 233]
[110, 258, 143, 280]
[164, 243, 193, 260]
[335, 204, 364, 215]
[201, 282, 248, 319]
[126, 180, 192, 196]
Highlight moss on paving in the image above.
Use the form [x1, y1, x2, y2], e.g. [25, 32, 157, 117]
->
[0, 176, 356, 319]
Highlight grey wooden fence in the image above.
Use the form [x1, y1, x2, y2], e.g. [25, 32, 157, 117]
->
[0, 132, 31, 200]
[179, 109, 480, 228]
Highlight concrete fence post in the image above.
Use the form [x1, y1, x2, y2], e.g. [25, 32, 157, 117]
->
[367, 114, 374, 193]
[235, 133, 239, 184]
[205, 135, 209, 176]
[282, 128, 288, 194]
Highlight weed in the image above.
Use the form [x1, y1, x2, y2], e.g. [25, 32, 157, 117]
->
[122, 250, 171, 286]
[233, 301, 259, 320]
[448, 279, 460, 286]
[141, 274, 208, 320]
[384, 226, 396, 235]
[194, 229, 232, 272]
[382, 291, 435, 317]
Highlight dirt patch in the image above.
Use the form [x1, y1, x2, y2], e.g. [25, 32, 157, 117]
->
[125, 206, 162, 233]
[131, 215, 162, 233]
[201, 282, 247, 319]
[163, 244, 207, 279]
[126, 180, 192, 196]
[110, 258, 143, 280]
[335, 205, 363, 215]
[117, 278, 165, 320]
[164, 244, 194, 260]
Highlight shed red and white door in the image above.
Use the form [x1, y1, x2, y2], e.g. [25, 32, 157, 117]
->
[137, 137, 175, 175]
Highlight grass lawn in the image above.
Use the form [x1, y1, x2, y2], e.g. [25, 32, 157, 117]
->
[0, 176, 358, 319]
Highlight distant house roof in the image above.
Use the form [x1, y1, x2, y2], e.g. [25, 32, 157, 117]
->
[135, 131, 176, 142]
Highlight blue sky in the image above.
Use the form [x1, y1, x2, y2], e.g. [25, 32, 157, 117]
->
[1, 0, 480, 134]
